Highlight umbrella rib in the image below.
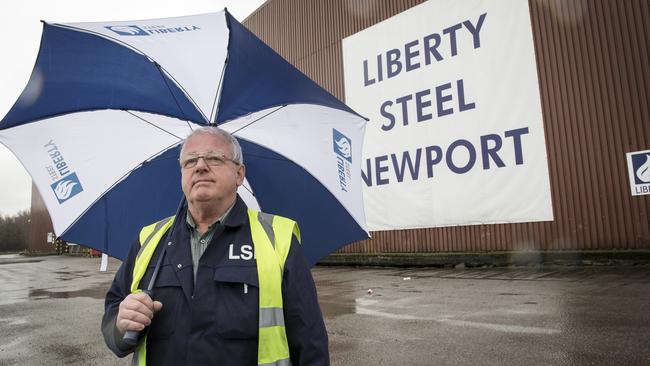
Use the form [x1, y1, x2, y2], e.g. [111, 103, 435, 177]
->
[209, 57, 228, 125]
[229, 105, 287, 135]
[149, 64, 208, 124]
[244, 153, 295, 163]
[152, 63, 203, 126]
[125, 111, 184, 140]
[240, 183, 255, 196]
[50, 23, 209, 125]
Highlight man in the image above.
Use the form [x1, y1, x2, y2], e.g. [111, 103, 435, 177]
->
[102, 127, 329, 365]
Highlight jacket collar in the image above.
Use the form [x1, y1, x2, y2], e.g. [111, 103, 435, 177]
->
[220, 194, 248, 228]
[163, 194, 248, 303]
[184, 194, 247, 230]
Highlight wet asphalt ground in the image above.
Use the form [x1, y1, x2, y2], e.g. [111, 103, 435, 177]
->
[0, 254, 649, 365]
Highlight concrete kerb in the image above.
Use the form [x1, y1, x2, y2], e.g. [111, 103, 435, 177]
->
[317, 250, 650, 267]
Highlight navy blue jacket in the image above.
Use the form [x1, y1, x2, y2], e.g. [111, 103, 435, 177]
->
[101, 196, 329, 365]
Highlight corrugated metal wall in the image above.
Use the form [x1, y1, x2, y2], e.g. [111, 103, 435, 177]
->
[25, 0, 650, 254]
[244, 0, 650, 253]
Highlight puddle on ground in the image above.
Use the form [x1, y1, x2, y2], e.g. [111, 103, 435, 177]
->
[0, 317, 28, 326]
[318, 290, 357, 317]
[320, 299, 356, 317]
[53, 270, 90, 281]
[0, 258, 43, 265]
[29, 286, 107, 300]
[0, 254, 21, 259]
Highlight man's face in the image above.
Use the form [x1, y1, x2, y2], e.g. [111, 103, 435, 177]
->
[180, 133, 245, 207]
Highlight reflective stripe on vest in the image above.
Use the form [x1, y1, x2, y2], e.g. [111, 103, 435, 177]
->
[248, 209, 298, 366]
[129, 209, 298, 366]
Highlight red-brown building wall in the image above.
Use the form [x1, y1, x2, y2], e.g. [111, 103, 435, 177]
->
[28, 1, 650, 255]
[243, 0, 650, 253]
[28, 183, 54, 253]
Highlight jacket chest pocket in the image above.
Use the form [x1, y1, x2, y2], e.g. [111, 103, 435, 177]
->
[212, 265, 259, 339]
[147, 264, 183, 340]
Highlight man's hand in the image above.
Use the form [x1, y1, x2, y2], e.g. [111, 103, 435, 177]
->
[116, 292, 163, 334]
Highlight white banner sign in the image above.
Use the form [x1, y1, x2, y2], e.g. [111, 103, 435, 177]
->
[626, 149, 650, 196]
[343, 0, 553, 230]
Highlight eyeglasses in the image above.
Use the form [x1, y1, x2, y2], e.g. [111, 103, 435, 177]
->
[180, 153, 240, 169]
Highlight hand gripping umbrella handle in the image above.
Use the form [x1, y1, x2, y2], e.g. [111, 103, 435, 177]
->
[122, 290, 154, 346]
[121, 246, 166, 346]
[120, 197, 185, 347]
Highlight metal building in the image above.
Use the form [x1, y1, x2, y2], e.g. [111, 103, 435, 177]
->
[28, 183, 53, 253]
[242, 0, 649, 257]
[29, 0, 649, 261]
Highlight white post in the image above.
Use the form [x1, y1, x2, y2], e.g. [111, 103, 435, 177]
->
[100, 253, 109, 272]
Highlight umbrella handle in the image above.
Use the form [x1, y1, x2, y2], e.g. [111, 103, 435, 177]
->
[122, 290, 153, 346]
[121, 197, 183, 347]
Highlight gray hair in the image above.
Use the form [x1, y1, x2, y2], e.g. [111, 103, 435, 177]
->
[179, 126, 243, 165]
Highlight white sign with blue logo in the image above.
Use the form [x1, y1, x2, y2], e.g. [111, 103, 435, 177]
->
[626, 149, 650, 196]
[343, 0, 554, 230]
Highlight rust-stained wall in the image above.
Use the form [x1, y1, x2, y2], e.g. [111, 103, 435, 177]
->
[28, 183, 54, 253]
[244, 0, 650, 253]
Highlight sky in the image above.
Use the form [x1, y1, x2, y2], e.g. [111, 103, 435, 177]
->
[0, 0, 266, 216]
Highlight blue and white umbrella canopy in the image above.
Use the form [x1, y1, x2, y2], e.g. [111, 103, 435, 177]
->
[0, 11, 368, 265]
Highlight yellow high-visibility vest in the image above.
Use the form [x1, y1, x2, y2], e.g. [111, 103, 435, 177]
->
[129, 208, 300, 366]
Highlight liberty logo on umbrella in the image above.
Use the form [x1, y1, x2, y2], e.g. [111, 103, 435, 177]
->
[333, 129, 352, 163]
[44, 139, 84, 203]
[105, 25, 149, 36]
[333, 129, 353, 192]
[105, 24, 202, 37]
[50, 173, 84, 203]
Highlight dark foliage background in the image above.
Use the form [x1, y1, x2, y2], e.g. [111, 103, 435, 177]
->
[0, 210, 30, 252]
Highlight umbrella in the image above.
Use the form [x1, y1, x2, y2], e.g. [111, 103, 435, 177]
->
[0, 10, 368, 265]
